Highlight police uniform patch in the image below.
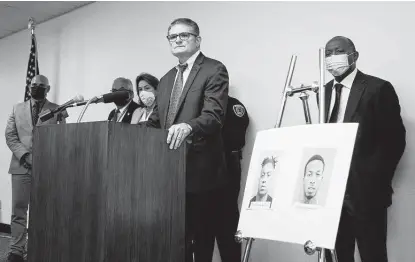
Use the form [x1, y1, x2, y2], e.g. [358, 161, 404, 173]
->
[233, 104, 245, 117]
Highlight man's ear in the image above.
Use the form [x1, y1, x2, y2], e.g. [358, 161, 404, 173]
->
[353, 51, 359, 62]
[196, 36, 202, 48]
[46, 86, 51, 93]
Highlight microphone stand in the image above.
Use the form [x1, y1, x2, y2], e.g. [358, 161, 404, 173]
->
[77, 97, 97, 123]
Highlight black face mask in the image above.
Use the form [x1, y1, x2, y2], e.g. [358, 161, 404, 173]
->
[112, 90, 132, 107]
[30, 87, 47, 100]
[114, 98, 129, 107]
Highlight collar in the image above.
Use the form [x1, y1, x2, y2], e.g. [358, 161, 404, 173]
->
[333, 67, 358, 89]
[30, 98, 46, 105]
[116, 100, 132, 113]
[177, 50, 201, 69]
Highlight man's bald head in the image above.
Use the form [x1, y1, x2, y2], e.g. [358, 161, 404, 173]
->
[325, 36, 356, 53]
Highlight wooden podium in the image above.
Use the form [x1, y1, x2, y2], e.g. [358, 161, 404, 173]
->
[28, 122, 186, 262]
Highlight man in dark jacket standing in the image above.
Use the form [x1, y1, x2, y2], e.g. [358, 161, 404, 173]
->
[215, 95, 249, 262]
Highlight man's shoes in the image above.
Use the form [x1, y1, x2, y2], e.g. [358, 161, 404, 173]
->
[7, 253, 25, 262]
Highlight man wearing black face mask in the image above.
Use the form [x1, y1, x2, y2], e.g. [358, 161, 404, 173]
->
[5, 74, 68, 262]
[323, 36, 406, 262]
[107, 77, 142, 123]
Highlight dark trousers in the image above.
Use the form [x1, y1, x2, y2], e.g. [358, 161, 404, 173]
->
[216, 153, 242, 262]
[186, 187, 224, 262]
[326, 205, 388, 262]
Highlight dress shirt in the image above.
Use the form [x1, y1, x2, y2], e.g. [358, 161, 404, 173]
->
[174, 50, 201, 89]
[114, 100, 132, 122]
[170, 50, 201, 131]
[329, 68, 358, 123]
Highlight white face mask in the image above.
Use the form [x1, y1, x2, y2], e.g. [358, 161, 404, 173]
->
[139, 91, 155, 107]
[325, 53, 355, 77]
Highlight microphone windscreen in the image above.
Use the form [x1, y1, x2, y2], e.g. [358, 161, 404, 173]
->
[74, 94, 84, 103]
[102, 91, 130, 103]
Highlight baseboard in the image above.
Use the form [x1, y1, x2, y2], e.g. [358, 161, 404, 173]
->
[0, 223, 11, 234]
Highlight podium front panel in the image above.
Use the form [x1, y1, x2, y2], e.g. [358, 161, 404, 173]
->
[29, 122, 185, 262]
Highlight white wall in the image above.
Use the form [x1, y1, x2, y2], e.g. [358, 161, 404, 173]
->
[0, 2, 414, 261]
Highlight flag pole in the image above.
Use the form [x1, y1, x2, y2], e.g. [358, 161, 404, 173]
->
[28, 17, 38, 75]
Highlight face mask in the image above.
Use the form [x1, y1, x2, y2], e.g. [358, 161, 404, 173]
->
[113, 90, 132, 107]
[325, 53, 355, 77]
[30, 87, 47, 100]
[139, 91, 155, 107]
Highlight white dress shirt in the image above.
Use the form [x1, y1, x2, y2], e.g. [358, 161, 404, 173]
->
[329, 68, 358, 123]
[174, 50, 201, 90]
[139, 108, 153, 123]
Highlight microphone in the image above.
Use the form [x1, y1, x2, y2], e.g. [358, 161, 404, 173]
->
[60, 94, 85, 108]
[67, 91, 130, 108]
[68, 91, 130, 107]
[39, 94, 84, 122]
[66, 101, 88, 108]
[98, 91, 130, 103]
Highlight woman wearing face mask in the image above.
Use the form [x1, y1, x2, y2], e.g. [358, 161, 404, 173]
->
[131, 73, 159, 124]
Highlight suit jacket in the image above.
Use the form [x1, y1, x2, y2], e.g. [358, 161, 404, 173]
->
[147, 52, 229, 193]
[325, 70, 406, 213]
[130, 107, 153, 124]
[5, 99, 67, 174]
[107, 101, 141, 123]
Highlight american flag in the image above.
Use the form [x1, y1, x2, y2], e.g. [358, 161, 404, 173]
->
[24, 34, 39, 101]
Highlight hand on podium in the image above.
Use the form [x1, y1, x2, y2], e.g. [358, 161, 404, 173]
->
[167, 123, 192, 149]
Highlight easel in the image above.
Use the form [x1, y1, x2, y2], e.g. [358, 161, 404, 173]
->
[235, 48, 338, 262]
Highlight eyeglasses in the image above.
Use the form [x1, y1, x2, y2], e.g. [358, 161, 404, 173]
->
[111, 88, 129, 92]
[166, 32, 198, 42]
[31, 84, 47, 89]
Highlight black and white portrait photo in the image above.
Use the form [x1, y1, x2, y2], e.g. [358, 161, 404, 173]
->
[293, 148, 337, 207]
[248, 154, 279, 209]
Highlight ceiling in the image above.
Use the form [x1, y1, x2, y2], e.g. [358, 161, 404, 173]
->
[0, 1, 94, 40]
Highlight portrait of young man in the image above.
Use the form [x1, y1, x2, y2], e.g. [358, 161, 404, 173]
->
[248, 156, 277, 209]
[302, 154, 325, 205]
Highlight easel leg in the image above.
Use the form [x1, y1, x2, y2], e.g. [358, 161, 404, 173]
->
[241, 238, 254, 262]
[318, 248, 326, 262]
[330, 249, 338, 262]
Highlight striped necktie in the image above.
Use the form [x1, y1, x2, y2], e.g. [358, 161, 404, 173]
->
[166, 63, 188, 128]
[32, 101, 41, 126]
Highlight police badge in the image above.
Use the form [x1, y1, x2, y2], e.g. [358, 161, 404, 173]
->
[233, 104, 245, 117]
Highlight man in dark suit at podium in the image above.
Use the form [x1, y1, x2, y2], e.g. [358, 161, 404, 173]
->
[107, 77, 142, 123]
[323, 36, 406, 262]
[147, 18, 229, 262]
[5, 75, 68, 262]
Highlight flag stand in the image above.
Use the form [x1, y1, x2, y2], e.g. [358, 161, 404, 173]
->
[24, 17, 39, 102]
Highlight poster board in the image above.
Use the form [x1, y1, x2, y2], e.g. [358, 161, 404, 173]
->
[237, 123, 358, 249]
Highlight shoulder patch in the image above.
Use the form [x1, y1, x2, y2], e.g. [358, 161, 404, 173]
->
[233, 104, 245, 117]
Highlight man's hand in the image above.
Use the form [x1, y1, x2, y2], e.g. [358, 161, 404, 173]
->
[25, 153, 32, 166]
[167, 123, 192, 150]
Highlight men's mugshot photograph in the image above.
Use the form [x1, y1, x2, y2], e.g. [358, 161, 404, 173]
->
[0, 2, 413, 262]
[248, 155, 279, 210]
[293, 148, 336, 208]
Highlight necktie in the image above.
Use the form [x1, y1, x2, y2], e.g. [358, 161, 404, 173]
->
[166, 63, 188, 128]
[32, 101, 40, 126]
[329, 83, 343, 123]
[112, 109, 120, 122]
